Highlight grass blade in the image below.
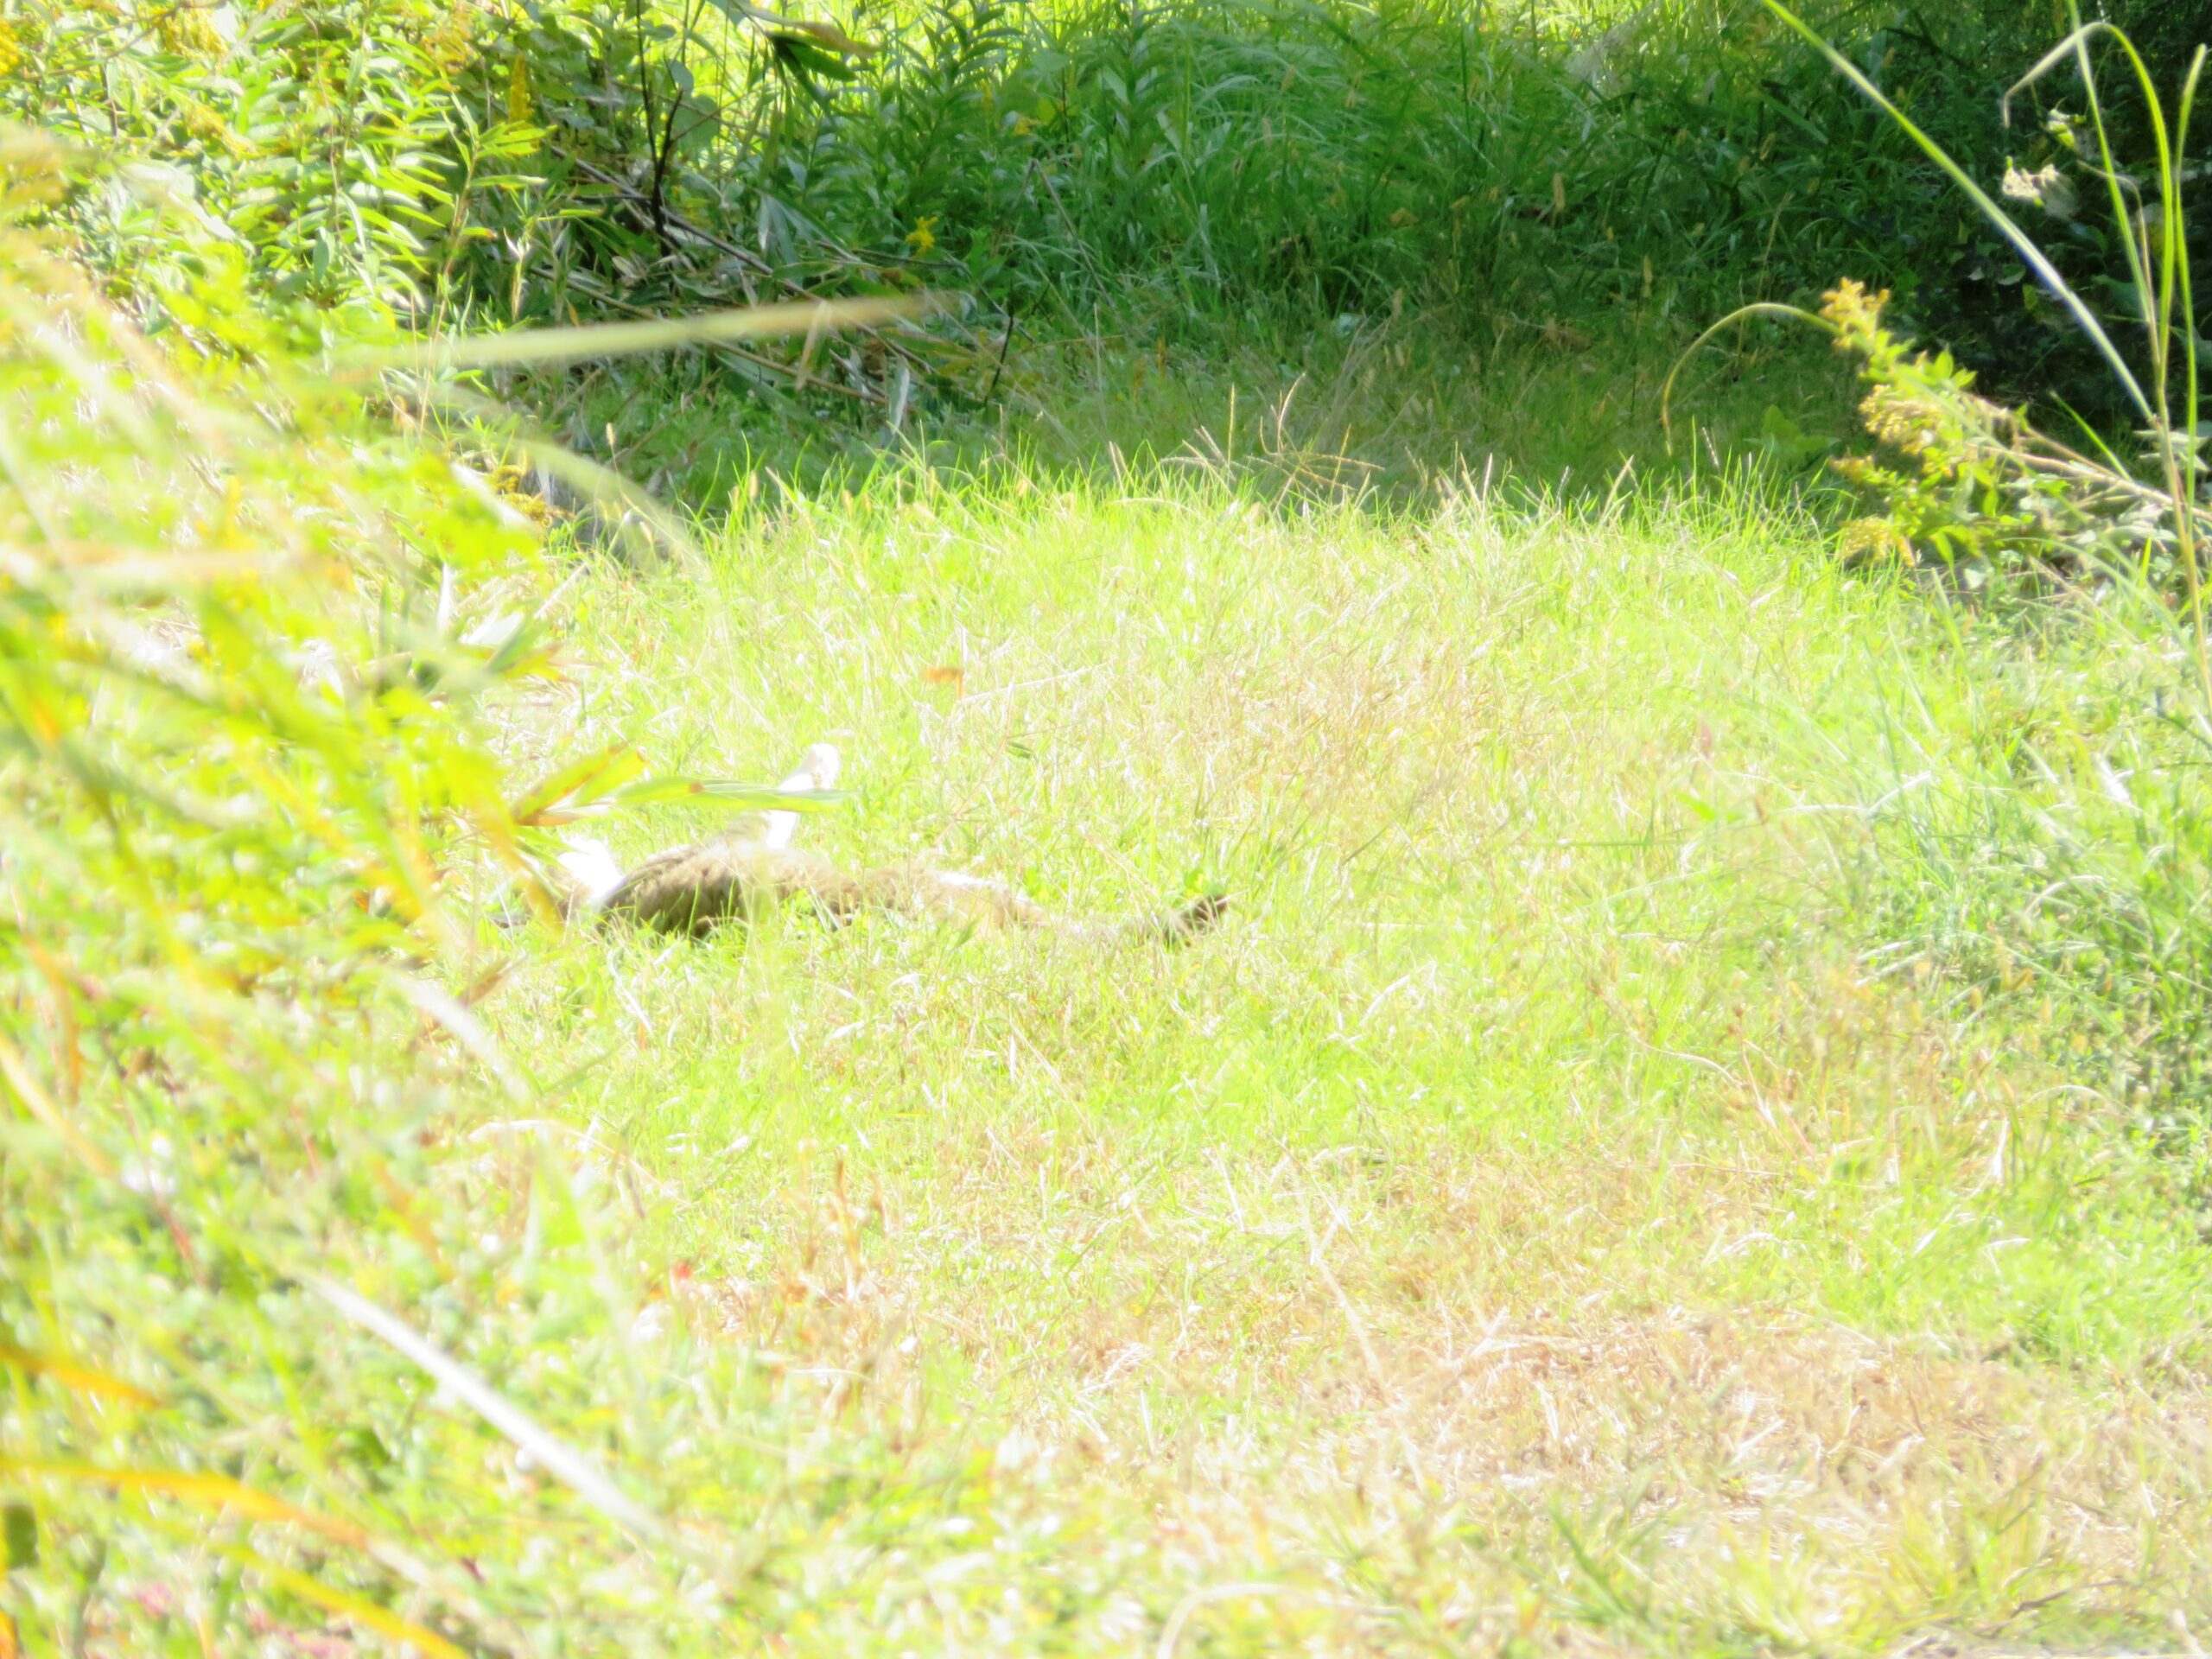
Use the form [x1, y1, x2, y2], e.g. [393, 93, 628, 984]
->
[0, 1348, 161, 1407]
[1763, 0, 2152, 421]
[304, 1274, 670, 1545]
[358, 296, 938, 373]
[220, 1546, 468, 1659]
[0, 1461, 369, 1548]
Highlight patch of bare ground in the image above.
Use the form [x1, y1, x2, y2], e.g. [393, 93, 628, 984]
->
[686, 1198, 2210, 1651]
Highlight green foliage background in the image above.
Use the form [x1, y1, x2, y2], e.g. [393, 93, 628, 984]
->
[3, 0, 2212, 1651]
[13, 0, 2205, 430]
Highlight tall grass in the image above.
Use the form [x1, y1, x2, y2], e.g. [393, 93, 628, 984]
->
[1665, 2, 2212, 1152]
[6, 208, 2211, 1648]
[0, 149, 919, 1655]
[482, 450, 2212, 1651]
[5, 3, 2212, 1651]
[512, 0, 2199, 480]
[11, 0, 2190, 463]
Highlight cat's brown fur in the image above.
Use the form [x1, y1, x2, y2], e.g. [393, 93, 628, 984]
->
[597, 836, 1226, 944]
[586, 743, 1226, 946]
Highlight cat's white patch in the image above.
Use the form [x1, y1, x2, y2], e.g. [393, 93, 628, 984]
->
[556, 836, 626, 906]
[761, 741, 842, 851]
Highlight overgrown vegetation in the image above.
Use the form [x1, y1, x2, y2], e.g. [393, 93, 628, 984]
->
[1680, 3, 2212, 1155]
[13, 0, 2201, 484]
[7, 0, 2212, 1652]
[0, 157, 842, 1654]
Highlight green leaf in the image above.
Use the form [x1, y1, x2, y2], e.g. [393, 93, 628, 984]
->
[509, 744, 645, 826]
[3, 1502, 35, 1572]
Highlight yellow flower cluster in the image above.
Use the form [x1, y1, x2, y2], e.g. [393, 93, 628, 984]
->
[424, 0, 482, 76]
[153, 3, 224, 56]
[1835, 516, 1915, 564]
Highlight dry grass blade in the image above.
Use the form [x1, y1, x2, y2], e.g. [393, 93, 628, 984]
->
[0, 1461, 369, 1548]
[219, 1546, 468, 1659]
[391, 973, 531, 1103]
[0, 1032, 112, 1178]
[1154, 1582, 1295, 1659]
[0, 1347, 161, 1407]
[362, 296, 942, 373]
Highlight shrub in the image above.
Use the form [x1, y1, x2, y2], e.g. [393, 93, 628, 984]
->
[16, 0, 2190, 442]
[1818, 278, 2206, 585]
[3, 0, 545, 335]
[0, 139, 914, 1656]
[1715, 4, 2212, 1151]
[1676, 5, 2204, 601]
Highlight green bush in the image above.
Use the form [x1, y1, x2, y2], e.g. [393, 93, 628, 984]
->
[0, 142, 938, 1656]
[531, 0, 2199, 414]
[3, 0, 545, 335]
[1732, 3, 2212, 1154]
[15, 0, 2194, 447]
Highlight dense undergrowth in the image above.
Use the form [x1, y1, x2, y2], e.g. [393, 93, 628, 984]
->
[7, 0, 2212, 1653]
[10, 275, 2212, 1640]
[0, 180, 767, 1654]
[11, 0, 2205, 486]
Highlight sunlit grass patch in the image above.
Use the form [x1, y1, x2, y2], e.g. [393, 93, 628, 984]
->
[468, 458, 2212, 1651]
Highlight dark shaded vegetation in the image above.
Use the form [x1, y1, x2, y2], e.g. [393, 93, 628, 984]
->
[12, 0, 2205, 486]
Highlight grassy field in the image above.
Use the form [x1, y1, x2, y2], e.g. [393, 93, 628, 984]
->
[10, 0, 2212, 1641]
[461, 461, 2212, 1654]
[563, 302, 1864, 505]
